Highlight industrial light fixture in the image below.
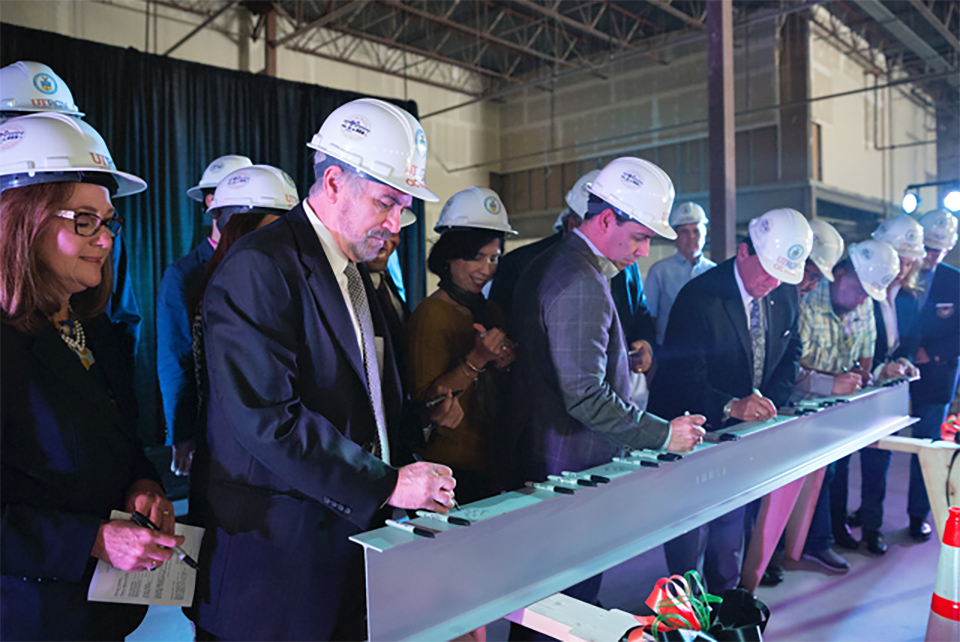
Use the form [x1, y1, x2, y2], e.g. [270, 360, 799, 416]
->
[944, 190, 960, 213]
[901, 189, 920, 214]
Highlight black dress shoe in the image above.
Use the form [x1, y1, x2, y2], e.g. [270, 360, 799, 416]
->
[847, 509, 862, 528]
[863, 530, 888, 555]
[760, 566, 785, 587]
[833, 524, 859, 550]
[910, 517, 933, 542]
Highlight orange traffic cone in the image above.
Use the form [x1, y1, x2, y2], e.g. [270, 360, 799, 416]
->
[926, 506, 960, 641]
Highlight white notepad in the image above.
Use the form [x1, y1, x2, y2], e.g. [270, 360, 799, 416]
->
[87, 510, 204, 607]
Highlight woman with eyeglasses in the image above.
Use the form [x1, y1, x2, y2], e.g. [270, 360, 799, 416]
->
[405, 187, 519, 505]
[0, 113, 182, 641]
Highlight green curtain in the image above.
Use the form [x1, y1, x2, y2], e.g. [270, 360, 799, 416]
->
[1, 23, 427, 444]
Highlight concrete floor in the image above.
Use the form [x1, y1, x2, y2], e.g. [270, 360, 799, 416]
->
[129, 449, 940, 641]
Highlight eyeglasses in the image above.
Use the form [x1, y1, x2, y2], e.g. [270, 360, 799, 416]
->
[55, 210, 124, 238]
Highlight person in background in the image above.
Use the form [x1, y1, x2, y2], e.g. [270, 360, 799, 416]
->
[191, 98, 461, 642]
[156, 154, 252, 477]
[1, 113, 182, 641]
[365, 208, 417, 380]
[794, 241, 900, 574]
[407, 187, 517, 503]
[184, 164, 300, 528]
[906, 209, 959, 542]
[509, 158, 705, 640]
[650, 208, 812, 595]
[838, 214, 925, 555]
[797, 218, 845, 298]
[644, 201, 716, 347]
[1, 60, 142, 357]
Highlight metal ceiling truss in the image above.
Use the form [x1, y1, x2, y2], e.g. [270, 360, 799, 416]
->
[105, 1, 957, 103]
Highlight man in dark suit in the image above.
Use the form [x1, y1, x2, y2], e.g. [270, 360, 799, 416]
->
[649, 208, 812, 594]
[510, 158, 705, 638]
[191, 99, 461, 641]
[907, 209, 959, 541]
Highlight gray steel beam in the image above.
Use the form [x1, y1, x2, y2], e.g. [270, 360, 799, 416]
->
[163, 0, 239, 56]
[852, 0, 959, 88]
[910, 0, 960, 54]
[707, 0, 736, 261]
[272, 0, 369, 48]
[352, 382, 914, 641]
[646, 0, 706, 29]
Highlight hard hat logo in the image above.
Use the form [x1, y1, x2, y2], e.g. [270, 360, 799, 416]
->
[787, 244, 805, 261]
[620, 172, 643, 189]
[227, 173, 250, 188]
[88, 152, 114, 169]
[0, 126, 25, 150]
[484, 196, 501, 215]
[210, 161, 224, 172]
[282, 171, 296, 188]
[415, 129, 427, 157]
[341, 116, 371, 140]
[32, 73, 57, 95]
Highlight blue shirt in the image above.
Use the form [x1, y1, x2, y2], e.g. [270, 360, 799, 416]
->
[645, 251, 716, 345]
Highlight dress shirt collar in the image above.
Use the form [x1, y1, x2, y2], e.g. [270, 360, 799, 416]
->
[303, 198, 350, 278]
[573, 228, 620, 279]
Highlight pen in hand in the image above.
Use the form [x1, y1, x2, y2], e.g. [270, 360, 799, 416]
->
[424, 389, 464, 408]
[131, 511, 199, 570]
[411, 454, 461, 511]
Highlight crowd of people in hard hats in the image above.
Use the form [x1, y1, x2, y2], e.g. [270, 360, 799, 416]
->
[1, 60, 958, 642]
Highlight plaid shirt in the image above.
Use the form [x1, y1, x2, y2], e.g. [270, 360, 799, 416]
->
[799, 279, 876, 374]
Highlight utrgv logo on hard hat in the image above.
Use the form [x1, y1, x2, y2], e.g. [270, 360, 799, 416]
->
[282, 171, 296, 188]
[33, 73, 57, 95]
[881, 273, 894, 287]
[210, 161, 224, 172]
[620, 172, 643, 189]
[787, 244, 805, 261]
[341, 116, 370, 140]
[484, 196, 501, 215]
[415, 129, 427, 157]
[0, 125, 25, 151]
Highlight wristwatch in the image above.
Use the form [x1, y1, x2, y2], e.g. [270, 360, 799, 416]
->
[722, 398, 736, 422]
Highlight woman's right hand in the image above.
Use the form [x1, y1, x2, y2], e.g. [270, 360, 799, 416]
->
[470, 323, 507, 366]
[91, 520, 185, 572]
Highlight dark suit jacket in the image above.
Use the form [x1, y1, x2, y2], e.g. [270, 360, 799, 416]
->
[509, 233, 670, 483]
[911, 263, 960, 404]
[872, 289, 922, 365]
[648, 257, 802, 429]
[192, 203, 405, 641]
[1, 316, 159, 641]
[157, 239, 215, 446]
[491, 231, 656, 344]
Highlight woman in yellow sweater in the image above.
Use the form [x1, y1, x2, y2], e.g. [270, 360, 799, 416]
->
[407, 187, 518, 503]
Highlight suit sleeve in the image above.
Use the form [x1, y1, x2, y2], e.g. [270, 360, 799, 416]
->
[1, 503, 101, 581]
[156, 262, 197, 446]
[203, 248, 397, 530]
[543, 276, 670, 450]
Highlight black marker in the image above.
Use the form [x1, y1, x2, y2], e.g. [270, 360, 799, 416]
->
[385, 519, 436, 538]
[416, 510, 471, 527]
[424, 389, 465, 408]
[525, 481, 575, 495]
[131, 511, 198, 570]
[562, 471, 610, 484]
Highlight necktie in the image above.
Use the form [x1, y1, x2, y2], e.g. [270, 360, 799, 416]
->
[749, 298, 765, 389]
[344, 262, 390, 465]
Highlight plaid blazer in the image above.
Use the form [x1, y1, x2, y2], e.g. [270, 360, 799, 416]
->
[508, 233, 670, 482]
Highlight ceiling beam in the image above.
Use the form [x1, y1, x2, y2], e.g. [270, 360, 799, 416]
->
[910, 0, 960, 54]
[272, 0, 369, 47]
[645, 0, 705, 30]
[512, 0, 638, 49]
[383, 0, 575, 68]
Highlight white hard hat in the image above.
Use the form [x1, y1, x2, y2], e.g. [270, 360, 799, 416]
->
[871, 214, 925, 259]
[747, 208, 813, 285]
[187, 155, 253, 202]
[849, 239, 900, 302]
[207, 165, 300, 225]
[807, 219, 844, 282]
[565, 169, 601, 218]
[435, 186, 517, 235]
[916, 209, 958, 252]
[587, 157, 677, 240]
[0, 112, 145, 197]
[669, 201, 708, 228]
[0, 61, 83, 118]
[307, 98, 438, 203]
[400, 209, 417, 228]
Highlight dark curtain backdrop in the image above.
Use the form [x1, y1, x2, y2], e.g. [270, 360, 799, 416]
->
[2, 22, 428, 444]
